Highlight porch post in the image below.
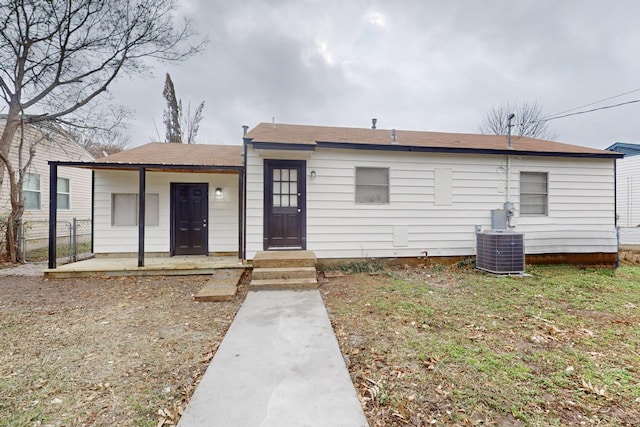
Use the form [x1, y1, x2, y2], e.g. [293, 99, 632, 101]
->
[238, 169, 244, 261]
[138, 166, 146, 267]
[48, 162, 58, 269]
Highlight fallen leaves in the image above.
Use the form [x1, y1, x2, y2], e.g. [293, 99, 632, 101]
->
[580, 379, 608, 397]
[0, 275, 245, 426]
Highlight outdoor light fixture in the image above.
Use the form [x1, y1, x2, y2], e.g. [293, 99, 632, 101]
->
[310, 170, 317, 178]
[215, 187, 223, 199]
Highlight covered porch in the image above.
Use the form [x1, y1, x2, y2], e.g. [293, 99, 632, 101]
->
[43, 255, 245, 278]
[47, 143, 246, 275]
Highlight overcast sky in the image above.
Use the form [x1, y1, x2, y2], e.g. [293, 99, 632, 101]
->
[109, 0, 640, 150]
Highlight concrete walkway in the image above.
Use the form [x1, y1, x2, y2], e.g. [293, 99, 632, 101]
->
[177, 290, 369, 427]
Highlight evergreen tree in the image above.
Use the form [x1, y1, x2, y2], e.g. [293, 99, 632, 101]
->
[162, 74, 182, 143]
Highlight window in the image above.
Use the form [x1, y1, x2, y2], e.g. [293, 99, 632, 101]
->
[520, 172, 548, 215]
[57, 177, 70, 210]
[23, 173, 41, 210]
[356, 167, 389, 204]
[272, 168, 298, 208]
[112, 193, 160, 226]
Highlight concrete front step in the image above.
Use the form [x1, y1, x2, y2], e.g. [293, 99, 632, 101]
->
[249, 277, 318, 290]
[195, 269, 244, 302]
[252, 266, 317, 281]
[252, 250, 317, 269]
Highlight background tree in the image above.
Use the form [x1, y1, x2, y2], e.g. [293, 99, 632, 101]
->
[0, 0, 204, 262]
[182, 100, 205, 144]
[65, 104, 132, 157]
[479, 101, 557, 140]
[162, 74, 182, 143]
[162, 73, 204, 144]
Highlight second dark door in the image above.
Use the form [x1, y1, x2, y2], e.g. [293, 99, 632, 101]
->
[264, 160, 306, 250]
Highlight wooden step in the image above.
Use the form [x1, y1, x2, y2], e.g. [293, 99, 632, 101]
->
[252, 266, 317, 281]
[249, 277, 318, 290]
[252, 251, 317, 269]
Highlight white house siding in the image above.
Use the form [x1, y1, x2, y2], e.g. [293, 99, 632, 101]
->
[245, 146, 617, 259]
[93, 170, 238, 254]
[616, 155, 640, 245]
[0, 123, 93, 223]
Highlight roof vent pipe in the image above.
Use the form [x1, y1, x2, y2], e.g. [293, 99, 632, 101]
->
[242, 125, 249, 136]
[391, 128, 397, 144]
[371, 118, 377, 129]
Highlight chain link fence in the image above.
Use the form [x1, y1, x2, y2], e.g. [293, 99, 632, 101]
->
[11, 218, 92, 263]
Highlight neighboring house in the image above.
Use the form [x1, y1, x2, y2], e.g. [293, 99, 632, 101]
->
[48, 123, 622, 267]
[607, 142, 640, 246]
[0, 120, 94, 226]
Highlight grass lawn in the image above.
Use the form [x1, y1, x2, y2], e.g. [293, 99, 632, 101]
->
[321, 263, 640, 426]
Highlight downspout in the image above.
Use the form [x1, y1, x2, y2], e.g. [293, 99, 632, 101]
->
[241, 126, 249, 262]
[242, 143, 248, 261]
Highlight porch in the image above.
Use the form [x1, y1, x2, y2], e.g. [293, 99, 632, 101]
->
[43, 255, 245, 279]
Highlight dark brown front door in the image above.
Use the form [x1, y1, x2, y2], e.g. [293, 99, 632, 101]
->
[171, 183, 208, 255]
[264, 160, 306, 250]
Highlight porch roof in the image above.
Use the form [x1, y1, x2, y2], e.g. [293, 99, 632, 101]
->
[245, 123, 622, 159]
[94, 142, 243, 167]
[50, 142, 243, 172]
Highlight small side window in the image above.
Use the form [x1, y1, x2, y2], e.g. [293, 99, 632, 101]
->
[23, 173, 41, 210]
[355, 167, 389, 204]
[112, 193, 160, 226]
[520, 172, 548, 216]
[57, 177, 70, 210]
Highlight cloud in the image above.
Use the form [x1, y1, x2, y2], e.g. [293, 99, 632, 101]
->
[109, 0, 640, 148]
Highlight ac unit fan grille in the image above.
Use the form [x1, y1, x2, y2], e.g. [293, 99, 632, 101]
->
[476, 232, 525, 274]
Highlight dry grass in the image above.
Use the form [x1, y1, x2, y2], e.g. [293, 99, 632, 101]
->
[0, 274, 246, 426]
[2, 252, 640, 427]
[321, 260, 640, 426]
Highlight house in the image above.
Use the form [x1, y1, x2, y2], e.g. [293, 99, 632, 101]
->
[607, 142, 640, 246]
[0, 119, 94, 231]
[47, 123, 622, 269]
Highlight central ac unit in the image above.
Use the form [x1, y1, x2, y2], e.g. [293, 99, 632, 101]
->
[476, 231, 525, 274]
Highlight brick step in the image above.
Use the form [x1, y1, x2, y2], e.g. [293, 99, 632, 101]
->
[252, 266, 317, 281]
[249, 277, 318, 290]
[252, 250, 317, 269]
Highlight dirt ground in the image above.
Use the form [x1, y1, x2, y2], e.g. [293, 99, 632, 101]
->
[1, 251, 639, 426]
[0, 272, 247, 426]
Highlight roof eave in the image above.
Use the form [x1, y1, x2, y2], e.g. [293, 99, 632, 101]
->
[49, 161, 243, 171]
[314, 141, 623, 159]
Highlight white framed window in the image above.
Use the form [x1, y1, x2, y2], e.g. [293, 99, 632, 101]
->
[23, 172, 41, 210]
[57, 177, 70, 210]
[112, 193, 160, 226]
[520, 172, 548, 216]
[355, 167, 389, 204]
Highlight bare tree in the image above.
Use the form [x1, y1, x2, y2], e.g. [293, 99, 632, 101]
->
[63, 104, 131, 157]
[479, 101, 557, 140]
[162, 73, 204, 144]
[0, 0, 204, 262]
